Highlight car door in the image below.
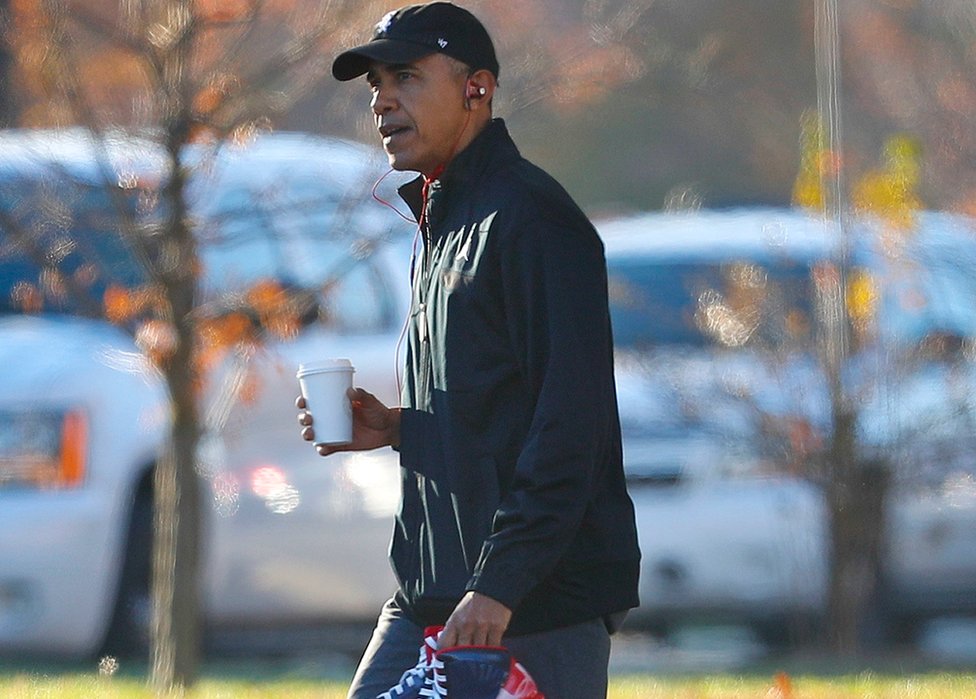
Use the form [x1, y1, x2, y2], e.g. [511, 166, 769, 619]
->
[201, 245, 408, 627]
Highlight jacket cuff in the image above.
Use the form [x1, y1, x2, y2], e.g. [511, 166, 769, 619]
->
[396, 408, 421, 464]
[465, 563, 537, 613]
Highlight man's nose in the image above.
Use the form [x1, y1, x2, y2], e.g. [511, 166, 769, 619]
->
[371, 87, 396, 114]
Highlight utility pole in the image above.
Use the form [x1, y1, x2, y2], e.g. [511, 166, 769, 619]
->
[813, 0, 887, 654]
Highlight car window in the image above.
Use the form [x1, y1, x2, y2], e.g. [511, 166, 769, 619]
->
[321, 258, 397, 334]
[865, 215, 976, 346]
[195, 178, 399, 334]
[0, 174, 148, 316]
[607, 212, 976, 355]
[0, 163, 399, 334]
[608, 257, 815, 351]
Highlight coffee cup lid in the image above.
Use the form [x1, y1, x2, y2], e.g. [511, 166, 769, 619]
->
[296, 358, 354, 377]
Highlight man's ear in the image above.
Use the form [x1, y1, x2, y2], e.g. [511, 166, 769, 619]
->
[463, 68, 496, 109]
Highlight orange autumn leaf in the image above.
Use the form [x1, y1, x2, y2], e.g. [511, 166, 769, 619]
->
[104, 284, 137, 323]
[238, 368, 261, 405]
[246, 278, 285, 314]
[194, 342, 225, 375]
[772, 672, 794, 699]
[265, 313, 301, 341]
[11, 281, 43, 314]
[793, 111, 827, 210]
[851, 135, 922, 231]
[193, 74, 240, 119]
[245, 279, 302, 340]
[104, 284, 165, 324]
[201, 312, 255, 349]
[193, 85, 223, 116]
[847, 268, 878, 329]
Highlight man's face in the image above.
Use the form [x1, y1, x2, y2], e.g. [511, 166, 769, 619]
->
[367, 54, 470, 176]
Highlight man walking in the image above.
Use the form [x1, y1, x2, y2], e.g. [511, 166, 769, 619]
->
[297, 4, 641, 696]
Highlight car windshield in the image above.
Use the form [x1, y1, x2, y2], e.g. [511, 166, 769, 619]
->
[0, 165, 397, 327]
[0, 174, 149, 316]
[608, 257, 816, 351]
[864, 214, 976, 345]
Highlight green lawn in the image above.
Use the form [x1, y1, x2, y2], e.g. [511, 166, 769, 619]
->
[2, 671, 974, 698]
[3, 649, 975, 699]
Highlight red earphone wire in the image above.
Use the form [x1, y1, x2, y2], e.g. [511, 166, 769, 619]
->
[376, 88, 476, 397]
[371, 168, 417, 224]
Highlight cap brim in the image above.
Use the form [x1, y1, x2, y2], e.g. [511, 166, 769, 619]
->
[332, 39, 437, 81]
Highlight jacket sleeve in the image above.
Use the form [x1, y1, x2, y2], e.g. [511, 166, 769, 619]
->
[465, 208, 618, 611]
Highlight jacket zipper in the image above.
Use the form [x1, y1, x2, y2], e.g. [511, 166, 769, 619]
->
[418, 228, 432, 407]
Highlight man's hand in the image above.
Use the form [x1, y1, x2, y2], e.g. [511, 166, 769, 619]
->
[439, 591, 512, 648]
[296, 388, 400, 456]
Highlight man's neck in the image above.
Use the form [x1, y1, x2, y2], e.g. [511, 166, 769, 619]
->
[420, 114, 492, 180]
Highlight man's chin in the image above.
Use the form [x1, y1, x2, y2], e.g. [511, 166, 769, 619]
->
[383, 149, 427, 174]
[385, 155, 418, 173]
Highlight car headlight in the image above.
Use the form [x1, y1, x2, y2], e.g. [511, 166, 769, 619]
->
[0, 409, 88, 490]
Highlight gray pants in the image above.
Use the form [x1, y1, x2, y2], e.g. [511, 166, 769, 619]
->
[348, 598, 612, 699]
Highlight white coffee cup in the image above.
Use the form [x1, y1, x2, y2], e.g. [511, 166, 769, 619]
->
[296, 358, 355, 446]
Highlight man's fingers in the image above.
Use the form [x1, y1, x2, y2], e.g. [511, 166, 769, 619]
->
[297, 411, 312, 427]
[439, 627, 458, 649]
[301, 426, 315, 442]
[441, 592, 512, 649]
[464, 629, 487, 647]
[442, 625, 497, 648]
[295, 395, 307, 409]
[349, 389, 377, 413]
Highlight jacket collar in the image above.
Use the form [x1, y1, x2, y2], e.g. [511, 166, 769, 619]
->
[397, 118, 519, 222]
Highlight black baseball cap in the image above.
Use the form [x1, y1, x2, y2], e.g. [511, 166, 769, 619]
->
[332, 2, 499, 81]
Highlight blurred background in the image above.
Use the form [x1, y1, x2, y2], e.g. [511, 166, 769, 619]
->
[7, 0, 976, 214]
[1, 0, 975, 684]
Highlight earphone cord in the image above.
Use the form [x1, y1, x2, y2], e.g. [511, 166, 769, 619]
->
[371, 167, 416, 224]
[369, 100, 475, 398]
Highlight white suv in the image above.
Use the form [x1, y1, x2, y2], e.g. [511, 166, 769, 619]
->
[0, 130, 414, 657]
[602, 207, 976, 642]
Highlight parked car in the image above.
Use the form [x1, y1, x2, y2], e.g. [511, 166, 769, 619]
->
[601, 207, 976, 641]
[0, 129, 414, 658]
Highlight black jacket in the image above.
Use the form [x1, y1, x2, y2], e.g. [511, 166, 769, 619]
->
[394, 119, 640, 635]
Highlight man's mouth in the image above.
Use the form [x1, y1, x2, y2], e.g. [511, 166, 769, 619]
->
[379, 125, 410, 144]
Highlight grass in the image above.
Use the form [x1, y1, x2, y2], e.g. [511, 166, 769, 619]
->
[610, 673, 976, 698]
[2, 675, 975, 699]
[1, 668, 974, 698]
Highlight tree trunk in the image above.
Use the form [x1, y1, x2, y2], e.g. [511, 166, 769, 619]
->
[150, 292, 203, 689]
[150, 114, 202, 690]
[151, 398, 202, 690]
[824, 408, 888, 652]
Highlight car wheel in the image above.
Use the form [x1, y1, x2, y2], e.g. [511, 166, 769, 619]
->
[100, 471, 153, 658]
